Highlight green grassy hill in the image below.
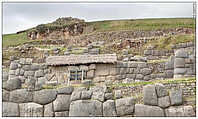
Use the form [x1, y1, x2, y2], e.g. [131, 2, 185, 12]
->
[2, 18, 195, 48]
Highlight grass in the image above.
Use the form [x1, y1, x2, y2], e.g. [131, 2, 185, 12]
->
[112, 77, 196, 87]
[88, 18, 194, 32]
[147, 58, 169, 63]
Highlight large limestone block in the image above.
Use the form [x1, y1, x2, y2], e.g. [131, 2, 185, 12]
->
[170, 89, 183, 105]
[103, 100, 117, 117]
[158, 96, 170, 108]
[9, 89, 33, 103]
[70, 91, 81, 101]
[155, 83, 168, 98]
[95, 64, 110, 76]
[87, 70, 95, 79]
[5, 78, 21, 91]
[174, 58, 185, 68]
[57, 86, 74, 94]
[2, 102, 19, 117]
[2, 89, 10, 101]
[134, 104, 164, 117]
[140, 68, 152, 75]
[165, 55, 174, 70]
[19, 103, 43, 117]
[10, 62, 18, 70]
[174, 68, 186, 74]
[115, 97, 135, 116]
[35, 70, 44, 78]
[165, 106, 195, 117]
[33, 89, 57, 105]
[53, 95, 71, 111]
[175, 49, 188, 58]
[44, 103, 54, 117]
[69, 100, 102, 116]
[143, 84, 158, 106]
[81, 90, 92, 100]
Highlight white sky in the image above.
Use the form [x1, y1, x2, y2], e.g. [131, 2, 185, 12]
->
[3, 2, 194, 34]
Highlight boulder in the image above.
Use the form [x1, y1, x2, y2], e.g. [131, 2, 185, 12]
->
[2, 102, 19, 117]
[5, 78, 21, 91]
[70, 91, 81, 101]
[134, 104, 164, 117]
[19, 103, 43, 117]
[175, 49, 188, 58]
[155, 83, 168, 98]
[69, 100, 102, 116]
[22, 65, 31, 71]
[143, 84, 158, 106]
[24, 71, 35, 77]
[115, 97, 135, 116]
[81, 91, 92, 100]
[33, 89, 57, 105]
[140, 68, 152, 75]
[170, 89, 183, 105]
[103, 100, 117, 117]
[9, 89, 33, 103]
[54, 95, 71, 112]
[165, 106, 195, 117]
[44, 103, 54, 117]
[158, 96, 170, 108]
[55, 111, 69, 117]
[136, 74, 144, 80]
[30, 64, 40, 71]
[57, 86, 74, 94]
[10, 62, 18, 70]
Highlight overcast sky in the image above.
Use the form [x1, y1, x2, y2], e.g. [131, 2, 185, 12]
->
[3, 2, 194, 34]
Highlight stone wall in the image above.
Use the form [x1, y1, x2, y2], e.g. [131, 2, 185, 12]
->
[2, 83, 195, 117]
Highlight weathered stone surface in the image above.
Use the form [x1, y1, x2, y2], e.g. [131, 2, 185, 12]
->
[115, 90, 122, 99]
[175, 49, 188, 58]
[55, 111, 69, 117]
[109, 67, 118, 75]
[103, 100, 117, 117]
[44, 103, 54, 117]
[105, 93, 113, 100]
[26, 76, 36, 91]
[155, 83, 168, 98]
[158, 96, 170, 108]
[30, 64, 40, 71]
[79, 65, 89, 71]
[54, 95, 71, 112]
[136, 74, 144, 80]
[5, 78, 21, 91]
[33, 89, 57, 105]
[19, 103, 43, 117]
[37, 77, 46, 85]
[70, 91, 81, 101]
[35, 70, 44, 78]
[143, 84, 158, 106]
[2, 89, 10, 101]
[95, 64, 109, 76]
[3, 102, 19, 117]
[15, 68, 20, 76]
[69, 100, 102, 116]
[89, 64, 96, 70]
[174, 58, 185, 68]
[134, 104, 164, 117]
[165, 70, 174, 78]
[116, 97, 135, 116]
[9, 89, 33, 103]
[81, 91, 92, 99]
[174, 68, 186, 74]
[2, 70, 9, 81]
[87, 70, 95, 79]
[10, 62, 18, 70]
[141, 68, 152, 75]
[165, 106, 195, 117]
[24, 71, 35, 77]
[90, 85, 107, 92]
[92, 91, 105, 102]
[128, 62, 138, 68]
[57, 86, 74, 94]
[138, 62, 148, 68]
[26, 58, 33, 64]
[170, 89, 183, 105]
[19, 58, 26, 64]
